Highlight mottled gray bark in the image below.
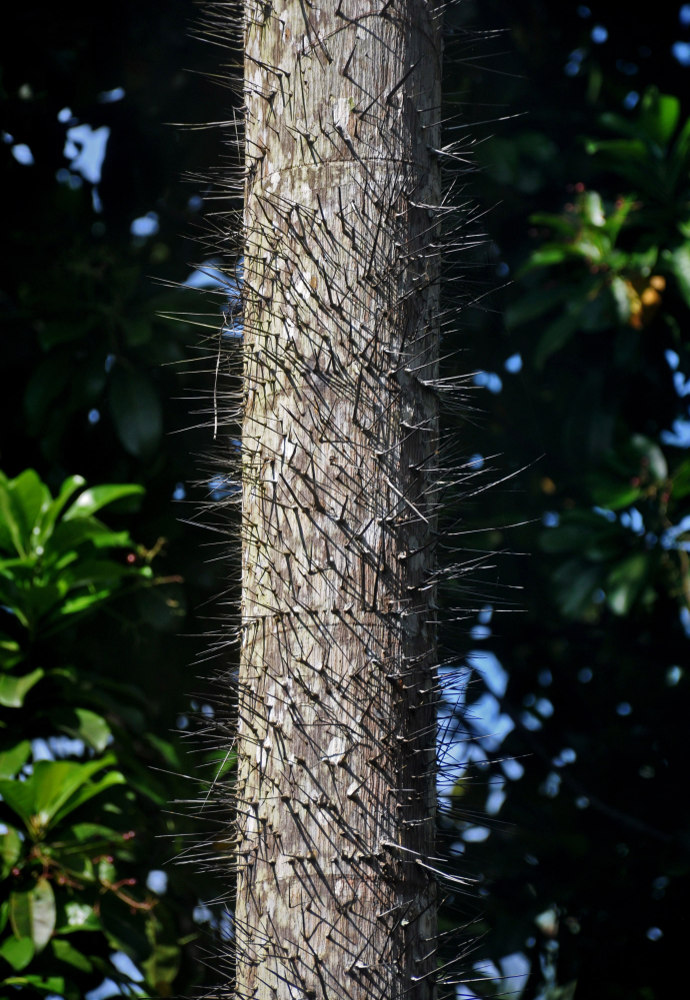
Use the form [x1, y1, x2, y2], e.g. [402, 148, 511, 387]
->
[237, 2, 442, 997]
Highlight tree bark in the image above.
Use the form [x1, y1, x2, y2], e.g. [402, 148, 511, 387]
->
[237, 2, 442, 998]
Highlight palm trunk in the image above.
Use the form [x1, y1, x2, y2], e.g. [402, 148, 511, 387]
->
[237, 2, 442, 997]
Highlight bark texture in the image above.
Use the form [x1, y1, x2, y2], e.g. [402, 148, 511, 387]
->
[237, 2, 442, 997]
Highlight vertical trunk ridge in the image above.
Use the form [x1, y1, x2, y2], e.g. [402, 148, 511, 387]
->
[238, 3, 442, 997]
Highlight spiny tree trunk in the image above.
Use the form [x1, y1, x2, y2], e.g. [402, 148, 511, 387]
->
[237, 2, 442, 997]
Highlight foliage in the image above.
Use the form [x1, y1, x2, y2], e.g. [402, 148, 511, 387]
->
[0, 469, 192, 998]
[2, 4, 228, 994]
[442, 6, 690, 989]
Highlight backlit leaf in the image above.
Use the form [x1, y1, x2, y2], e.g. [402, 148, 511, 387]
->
[10, 879, 56, 951]
[0, 668, 44, 708]
[0, 934, 34, 971]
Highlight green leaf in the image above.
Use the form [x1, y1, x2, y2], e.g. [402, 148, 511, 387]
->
[599, 110, 647, 140]
[0, 634, 22, 671]
[51, 770, 126, 828]
[10, 879, 56, 952]
[665, 244, 690, 308]
[3, 973, 66, 993]
[671, 459, 690, 500]
[8, 471, 51, 558]
[51, 937, 94, 973]
[0, 934, 34, 971]
[109, 367, 163, 459]
[58, 588, 124, 619]
[59, 558, 145, 591]
[68, 822, 127, 845]
[0, 827, 23, 879]
[581, 190, 605, 227]
[587, 473, 641, 510]
[609, 276, 632, 325]
[607, 553, 651, 615]
[0, 779, 35, 828]
[0, 668, 44, 708]
[56, 708, 112, 753]
[0, 757, 124, 836]
[30, 758, 117, 827]
[629, 434, 668, 482]
[639, 88, 680, 147]
[35, 476, 86, 546]
[669, 117, 690, 186]
[585, 138, 648, 162]
[49, 517, 132, 555]
[0, 479, 28, 559]
[142, 934, 180, 992]
[62, 483, 145, 521]
[519, 245, 575, 270]
[97, 856, 117, 885]
[145, 733, 183, 771]
[0, 741, 31, 780]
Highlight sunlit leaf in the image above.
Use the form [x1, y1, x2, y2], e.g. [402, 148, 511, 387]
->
[0, 934, 34, 971]
[0, 757, 124, 836]
[68, 822, 128, 845]
[0, 741, 31, 779]
[35, 475, 86, 546]
[585, 138, 648, 161]
[580, 190, 605, 227]
[49, 518, 131, 555]
[56, 707, 112, 753]
[0, 827, 23, 879]
[2, 973, 66, 993]
[0, 477, 28, 559]
[629, 434, 668, 482]
[51, 937, 94, 973]
[62, 483, 144, 522]
[609, 276, 632, 325]
[10, 879, 56, 952]
[0, 668, 44, 708]
[51, 770, 126, 828]
[7, 471, 51, 558]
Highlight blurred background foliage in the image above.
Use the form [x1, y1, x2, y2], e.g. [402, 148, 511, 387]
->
[2, 0, 690, 997]
[442, 3, 690, 998]
[1, 2, 232, 995]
